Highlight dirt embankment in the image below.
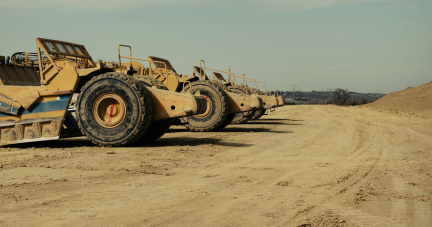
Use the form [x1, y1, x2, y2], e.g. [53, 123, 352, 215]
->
[367, 82, 432, 119]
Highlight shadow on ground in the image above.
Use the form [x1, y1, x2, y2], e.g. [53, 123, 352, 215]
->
[3, 137, 95, 148]
[220, 127, 294, 134]
[253, 118, 290, 121]
[2, 136, 253, 149]
[168, 126, 284, 133]
[245, 121, 291, 125]
[253, 118, 304, 122]
[169, 126, 294, 133]
[144, 137, 252, 148]
[2, 119, 301, 149]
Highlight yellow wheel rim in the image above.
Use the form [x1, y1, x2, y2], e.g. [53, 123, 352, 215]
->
[93, 93, 126, 128]
[194, 94, 213, 119]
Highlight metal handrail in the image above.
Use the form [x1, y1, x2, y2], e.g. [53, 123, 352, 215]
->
[118, 44, 132, 73]
[240, 74, 271, 96]
[197, 60, 272, 97]
[182, 81, 192, 94]
[199, 60, 237, 88]
[199, 60, 206, 80]
[118, 44, 170, 88]
[240, 74, 259, 95]
[255, 81, 271, 96]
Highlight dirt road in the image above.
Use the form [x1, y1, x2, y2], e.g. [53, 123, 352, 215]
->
[1, 105, 431, 226]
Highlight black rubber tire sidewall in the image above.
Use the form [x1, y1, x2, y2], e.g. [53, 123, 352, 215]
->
[228, 86, 255, 124]
[184, 81, 229, 132]
[139, 120, 171, 143]
[252, 109, 266, 120]
[216, 113, 236, 130]
[77, 73, 151, 146]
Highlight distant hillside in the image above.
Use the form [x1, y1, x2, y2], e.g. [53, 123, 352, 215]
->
[367, 82, 432, 118]
[272, 90, 385, 105]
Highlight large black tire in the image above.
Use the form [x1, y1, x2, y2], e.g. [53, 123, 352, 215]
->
[134, 75, 172, 142]
[211, 82, 235, 129]
[139, 120, 171, 143]
[251, 109, 266, 120]
[250, 88, 266, 120]
[232, 110, 256, 124]
[216, 113, 236, 130]
[183, 80, 229, 132]
[228, 86, 255, 124]
[76, 72, 152, 147]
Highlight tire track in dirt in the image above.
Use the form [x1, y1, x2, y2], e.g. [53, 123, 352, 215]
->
[125, 106, 388, 226]
[291, 107, 432, 226]
[0, 106, 431, 226]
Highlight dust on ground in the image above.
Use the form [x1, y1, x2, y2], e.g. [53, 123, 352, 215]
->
[1, 89, 432, 226]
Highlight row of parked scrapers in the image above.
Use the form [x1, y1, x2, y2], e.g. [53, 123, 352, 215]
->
[0, 38, 284, 147]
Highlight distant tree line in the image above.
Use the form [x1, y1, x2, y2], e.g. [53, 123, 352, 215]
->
[332, 88, 350, 105]
[275, 88, 381, 105]
[330, 88, 373, 105]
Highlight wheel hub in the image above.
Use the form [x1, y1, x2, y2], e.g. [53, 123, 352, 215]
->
[194, 95, 212, 119]
[93, 93, 126, 128]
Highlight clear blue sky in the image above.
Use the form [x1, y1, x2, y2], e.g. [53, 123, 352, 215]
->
[1, 0, 430, 93]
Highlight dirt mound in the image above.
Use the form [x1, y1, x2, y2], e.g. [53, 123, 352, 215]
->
[367, 82, 432, 118]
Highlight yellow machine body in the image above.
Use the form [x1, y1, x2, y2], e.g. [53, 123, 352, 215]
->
[107, 57, 261, 114]
[0, 39, 92, 145]
[0, 39, 205, 146]
[277, 96, 284, 107]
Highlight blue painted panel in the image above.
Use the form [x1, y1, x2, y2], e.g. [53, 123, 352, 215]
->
[0, 101, 19, 115]
[0, 95, 71, 117]
[59, 95, 70, 100]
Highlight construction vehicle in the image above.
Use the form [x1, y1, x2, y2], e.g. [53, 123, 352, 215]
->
[209, 73, 257, 124]
[233, 76, 285, 122]
[193, 61, 286, 122]
[0, 38, 207, 146]
[109, 56, 284, 124]
[106, 53, 262, 132]
[241, 79, 285, 120]
[201, 72, 284, 122]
